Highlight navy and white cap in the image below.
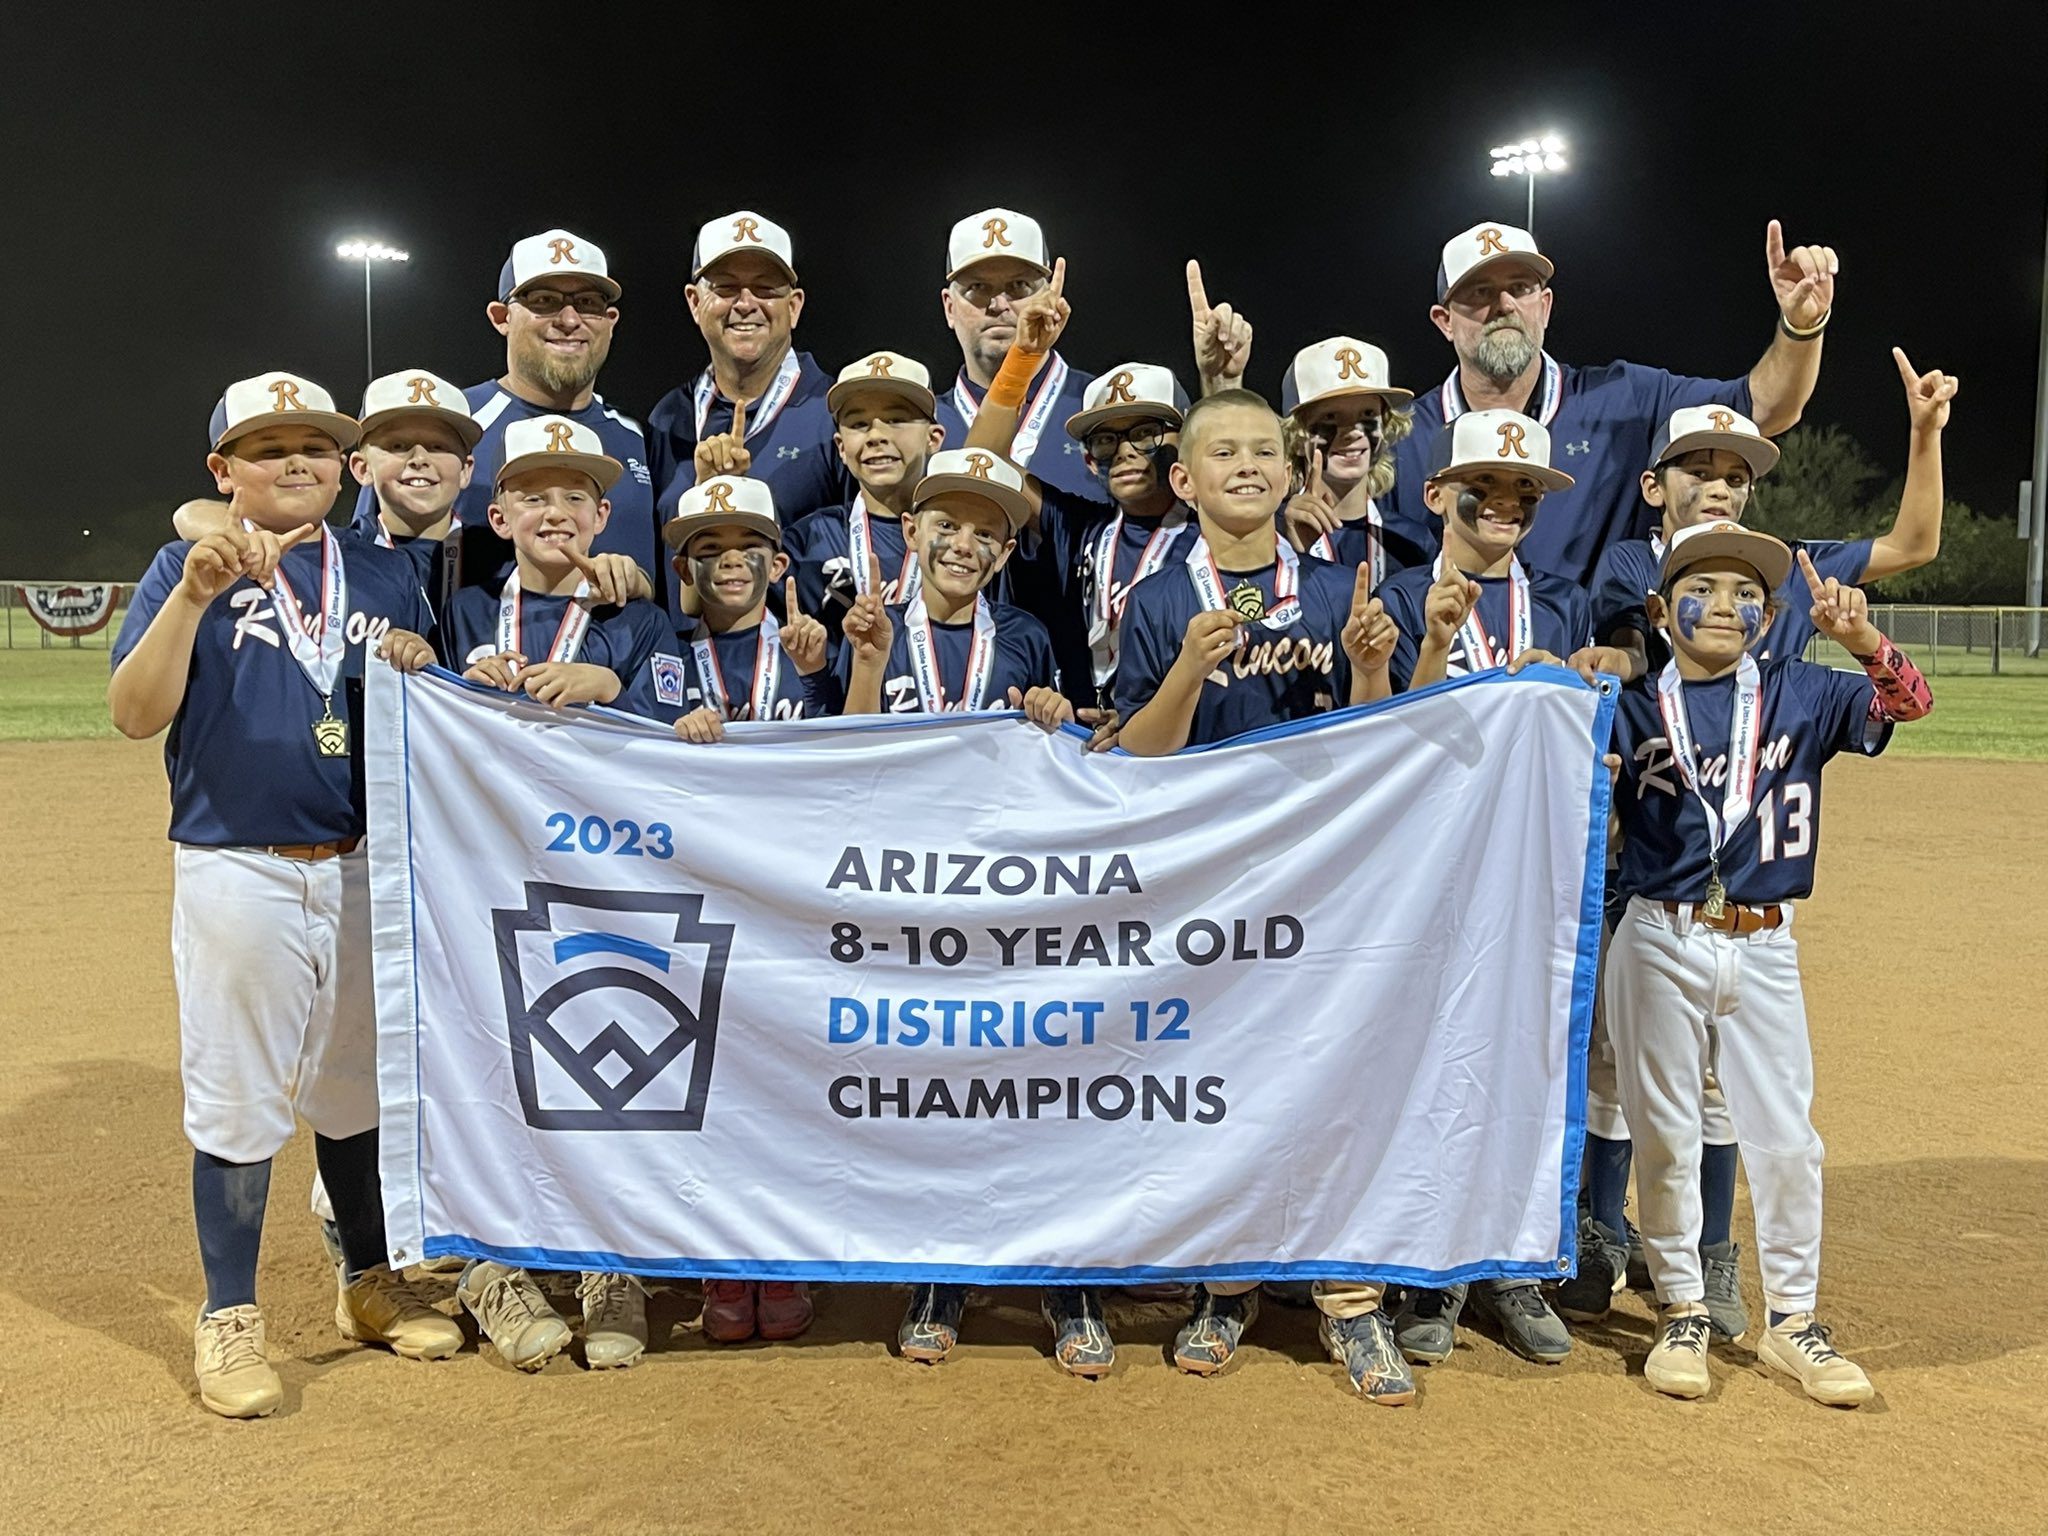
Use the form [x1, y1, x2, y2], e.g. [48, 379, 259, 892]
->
[947, 208, 1050, 281]
[827, 352, 938, 421]
[357, 369, 483, 449]
[1280, 337, 1415, 416]
[664, 475, 781, 551]
[498, 229, 621, 303]
[495, 415, 623, 495]
[1436, 221, 1554, 302]
[1065, 363, 1189, 439]
[1658, 520, 1793, 593]
[693, 210, 797, 283]
[210, 372, 359, 452]
[1648, 404, 1781, 478]
[913, 448, 1033, 533]
[1424, 408, 1574, 492]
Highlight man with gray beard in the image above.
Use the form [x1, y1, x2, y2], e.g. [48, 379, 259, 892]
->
[1387, 220, 1834, 586]
[349, 227, 662, 605]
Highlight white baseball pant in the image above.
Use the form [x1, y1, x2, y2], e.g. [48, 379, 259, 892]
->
[1589, 922, 1735, 1145]
[1604, 895, 1823, 1316]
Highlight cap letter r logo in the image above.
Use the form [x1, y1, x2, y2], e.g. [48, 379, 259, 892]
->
[705, 482, 737, 514]
[1708, 409, 1735, 432]
[544, 422, 575, 452]
[269, 380, 304, 412]
[1477, 227, 1508, 255]
[963, 451, 995, 479]
[733, 217, 761, 243]
[1496, 422, 1530, 460]
[1334, 347, 1368, 380]
[548, 238, 579, 266]
[982, 218, 1011, 250]
[867, 355, 894, 377]
[406, 376, 441, 406]
[1104, 370, 1136, 404]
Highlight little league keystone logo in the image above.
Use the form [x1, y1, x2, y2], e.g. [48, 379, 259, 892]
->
[493, 883, 734, 1131]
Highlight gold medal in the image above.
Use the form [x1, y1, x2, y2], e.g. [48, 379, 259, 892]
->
[1227, 582, 1265, 621]
[1701, 874, 1728, 921]
[312, 696, 349, 758]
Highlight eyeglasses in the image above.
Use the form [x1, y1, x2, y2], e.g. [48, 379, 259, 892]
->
[511, 289, 612, 317]
[1450, 276, 1545, 310]
[953, 275, 1049, 310]
[1083, 422, 1171, 461]
[703, 279, 794, 302]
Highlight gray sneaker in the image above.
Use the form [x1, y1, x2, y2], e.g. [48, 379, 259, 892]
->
[1555, 1216, 1628, 1323]
[1392, 1284, 1466, 1365]
[1472, 1279, 1572, 1364]
[1700, 1240, 1749, 1341]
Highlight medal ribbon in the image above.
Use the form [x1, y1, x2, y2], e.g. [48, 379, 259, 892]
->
[1088, 508, 1188, 684]
[1656, 655, 1763, 853]
[267, 524, 349, 698]
[1309, 498, 1386, 587]
[1438, 351, 1564, 427]
[497, 573, 591, 669]
[691, 616, 784, 721]
[1431, 554, 1531, 670]
[1183, 536, 1301, 632]
[692, 348, 802, 442]
[903, 590, 997, 712]
[848, 493, 919, 599]
[950, 353, 1070, 468]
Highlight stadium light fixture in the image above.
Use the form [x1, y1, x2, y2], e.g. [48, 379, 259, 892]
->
[1488, 135, 1569, 235]
[334, 238, 410, 381]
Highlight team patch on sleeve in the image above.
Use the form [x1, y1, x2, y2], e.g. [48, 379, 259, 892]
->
[650, 653, 689, 706]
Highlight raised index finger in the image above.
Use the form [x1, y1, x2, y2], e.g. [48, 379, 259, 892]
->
[279, 521, 323, 551]
[1352, 561, 1373, 610]
[731, 395, 748, 442]
[1765, 218, 1786, 268]
[1046, 256, 1066, 305]
[1185, 259, 1211, 318]
[784, 576, 799, 617]
[1796, 546, 1827, 599]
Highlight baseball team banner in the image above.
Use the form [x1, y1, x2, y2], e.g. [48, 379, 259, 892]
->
[365, 666, 1614, 1286]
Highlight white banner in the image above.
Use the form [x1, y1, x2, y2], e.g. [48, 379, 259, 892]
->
[366, 667, 1614, 1287]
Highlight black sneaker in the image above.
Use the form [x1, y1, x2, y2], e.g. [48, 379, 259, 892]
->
[1042, 1288, 1115, 1378]
[1556, 1215, 1628, 1322]
[1172, 1289, 1258, 1375]
[897, 1284, 967, 1364]
[1471, 1279, 1573, 1363]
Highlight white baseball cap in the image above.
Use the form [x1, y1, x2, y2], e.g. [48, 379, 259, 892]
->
[947, 208, 1050, 282]
[693, 210, 797, 283]
[663, 475, 781, 552]
[1425, 408, 1575, 492]
[210, 372, 359, 452]
[498, 229, 621, 302]
[1280, 337, 1415, 416]
[1649, 404, 1781, 478]
[357, 370, 482, 449]
[1065, 363, 1189, 440]
[1658, 520, 1793, 593]
[494, 415, 623, 495]
[913, 448, 1033, 533]
[1436, 221, 1554, 302]
[827, 352, 938, 421]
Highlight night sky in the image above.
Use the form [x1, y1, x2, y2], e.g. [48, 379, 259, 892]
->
[11, 4, 2045, 578]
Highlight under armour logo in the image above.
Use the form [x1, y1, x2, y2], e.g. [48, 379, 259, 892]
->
[548, 238, 579, 266]
[1707, 409, 1736, 433]
[963, 451, 995, 480]
[1334, 346, 1370, 380]
[1496, 422, 1531, 460]
[406, 376, 441, 406]
[866, 355, 894, 377]
[1104, 370, 1137, 404]
[544, 422, 576, 452]
[732, 217, 762, 243]
[982, 217, 1011, 250]
[776, 445, 801, 460]
[1476, 227, 1509, 255]
[1563, 440, 1591, 456]
[268, 380, 305, 411]
[705, 482, 738, 514]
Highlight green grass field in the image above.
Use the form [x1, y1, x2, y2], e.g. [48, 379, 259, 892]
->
[5, 641, 2047, 758]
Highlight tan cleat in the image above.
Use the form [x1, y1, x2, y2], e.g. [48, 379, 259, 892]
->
[337, 1265, 464, 1360]
[195, 1305, 283, 1419]
[577, 1271, 649, 1369]
[1644, 1302, 1713, 1399]
[1758, 1312, 1874, 1407]
[458, 1261, 571, 1372]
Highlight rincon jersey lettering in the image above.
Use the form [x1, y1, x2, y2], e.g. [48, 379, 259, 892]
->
[112, 538, 431, 846]
[1591, 535, 1872, 670]
[832, 598, 1057, 715]
[1111, 555, 1356, 747]
[1611, 658, 1889, 906]
[1378, 560, 1592, 691]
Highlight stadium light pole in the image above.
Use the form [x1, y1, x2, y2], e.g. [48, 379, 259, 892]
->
[1489, 135, 1568, 237]
[335, 239, 409, 383]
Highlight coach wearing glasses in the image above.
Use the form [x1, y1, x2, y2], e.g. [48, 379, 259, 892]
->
[648, 210, 852, 539]
[350, 225, 663, 603]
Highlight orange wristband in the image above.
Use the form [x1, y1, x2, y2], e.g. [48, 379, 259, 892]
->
[987, 345, 1046, 409]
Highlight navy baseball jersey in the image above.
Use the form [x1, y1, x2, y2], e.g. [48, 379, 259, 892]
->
[627, 622, 832, 724]
[437, 584, 668, 689]
[1014, 486, 1185, 711]
[349, 382, 662, 607]
[1379, 561, 1593, 691]
[831, 599, 1057, 715]
[935, 355, 1101, 505]
[647, 351, 852, 530]
[1112, 555, 1355, 747]
[1590, 535, 1872, 669]
[113, 537, 431, 846]
[1611, 659, 1888, 905]
[346, 526, 456, 623]
[1304, 514, 1405, 582]
[783, 500, 918, 639]
[1389, 359, 1756, 586]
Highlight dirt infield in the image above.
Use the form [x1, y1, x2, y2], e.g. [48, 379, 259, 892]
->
[3, 739, 2044, 1536]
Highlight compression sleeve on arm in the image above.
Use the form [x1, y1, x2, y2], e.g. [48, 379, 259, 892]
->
[1852, 632, 1932, 722]
[987, 344, 1047, 409]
